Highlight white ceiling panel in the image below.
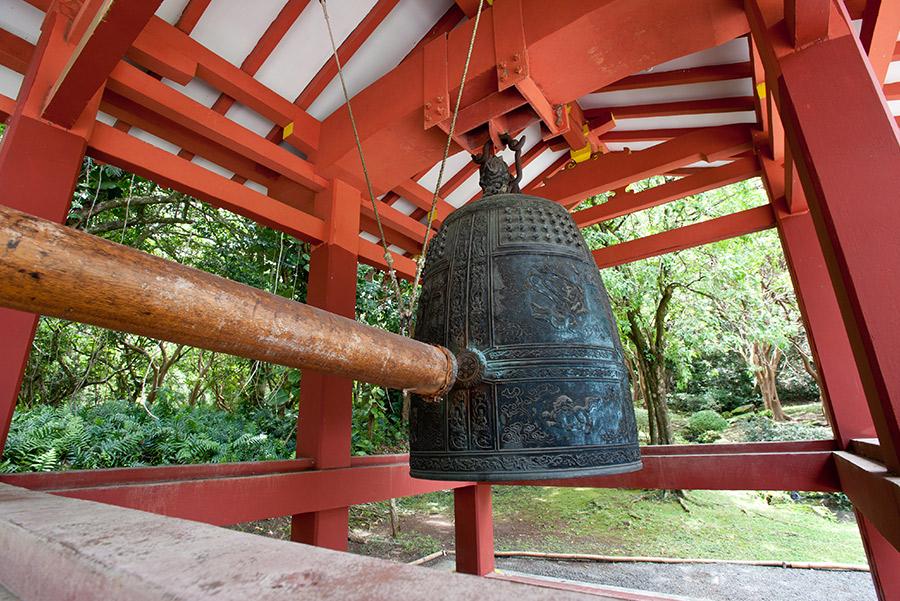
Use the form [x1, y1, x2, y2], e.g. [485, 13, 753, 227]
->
[192, 0, 289, 68]
[604, 140, 666, 152]
[886, 61, 900, 84]
[580, 78, 753, 109]
[225, 103, 276, 136]
[156, 0, 190, 25]
[612, 111, 757, 131]
[639, 37, 749, 74]
[255, 0, 377, 102]
[0, 64, 23, 100]
[130, 128, 181, 154]
[390, 197, 417, 216]
[307, 0, 453, 120]
[1, 0, 43, 44]
[417, 150, 471, 192]
[192, 155, 235, 178]
[519, 148, 567, 189]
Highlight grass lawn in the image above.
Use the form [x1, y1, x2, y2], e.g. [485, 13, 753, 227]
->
[395, 486, 866, 565]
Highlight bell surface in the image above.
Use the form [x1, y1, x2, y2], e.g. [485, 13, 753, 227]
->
[410, 192, 642, 481]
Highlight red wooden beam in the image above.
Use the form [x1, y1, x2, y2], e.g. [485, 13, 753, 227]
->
[539, 125, 753, 208]
[105, 61, 325, 192]
[0, 442, 839, 526]
[747, 0, 900, 476]
[393, 179, 453, 225]
[859, 0, 900, 82]
[42, 0, 163, 128]
[316, 0, 752, 195]
[406, 4, 466, 58]
[0, 9, 102, 456]
[100, 90, 280, 187]
[130, 17, 320, 157]
[834, 451, 900, 551]
[186, 0, 311, 162]
[0, 28, 34, 73]
[784, 0, 831, 49]
[759, 151, 876, 447]
[175, 0, 211, 34]
[573, 157, 760, 228]
[599, 62, 753, 93]
[592, 205, 776, 269]
[585, 97, 755, 121]
[86, 122, 326, 244]
[511, 439, 838, 491]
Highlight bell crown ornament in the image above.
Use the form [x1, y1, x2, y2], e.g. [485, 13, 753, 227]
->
[409, 135, 641, 481]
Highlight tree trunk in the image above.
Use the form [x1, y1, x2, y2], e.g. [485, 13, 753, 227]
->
[627, 309, 672, 446]
[187, 350, 214, 406]
[751, 341, 786, 421]
[795, 344, 827, 419]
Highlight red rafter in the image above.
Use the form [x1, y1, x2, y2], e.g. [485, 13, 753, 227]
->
[573, 157, 760, 228]
[175, 0, 211, 34]
[297, 0, 401, 110]
[593, 205, 775, 269]
[540, 125, 753, 208]
[585, 97, 755, 121]
[598, 62, 753, 93]
[181, 0, 311, 163]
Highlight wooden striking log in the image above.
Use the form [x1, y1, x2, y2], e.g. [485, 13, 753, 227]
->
[0, 204, 456, 396]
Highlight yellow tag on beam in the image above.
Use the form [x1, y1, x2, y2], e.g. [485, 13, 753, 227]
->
[283, 122, 295, 140]
[756, 82, 766, 100]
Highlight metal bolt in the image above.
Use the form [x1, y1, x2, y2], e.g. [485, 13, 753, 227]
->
[512, 53, 520, 61]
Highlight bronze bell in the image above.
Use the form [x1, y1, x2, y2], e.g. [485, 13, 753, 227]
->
[409, 135, 642, 481]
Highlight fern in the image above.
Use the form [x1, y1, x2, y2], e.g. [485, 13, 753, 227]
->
[1, 400, 293, 472]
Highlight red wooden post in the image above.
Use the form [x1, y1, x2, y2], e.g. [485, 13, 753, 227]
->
[0, 10, 101, 454]
[747, 3, 900, 598]
[857, 512, 900, 601]
[759, 153, 875, 446]
[290, 179, 361, 551]
[454, 484, 494, 575]
[751, 1, 900, 471]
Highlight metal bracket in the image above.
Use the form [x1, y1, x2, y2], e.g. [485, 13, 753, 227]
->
[492, 0, 566, 136]
[423, 33, 450, 130]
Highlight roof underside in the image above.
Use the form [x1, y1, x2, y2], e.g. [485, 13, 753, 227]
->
[0, 0, 897, 257]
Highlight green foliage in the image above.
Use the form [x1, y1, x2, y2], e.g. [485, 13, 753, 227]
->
[737, 415, 832, 442]
[0, 400, 292, 473]
[684, 410, 728, 441]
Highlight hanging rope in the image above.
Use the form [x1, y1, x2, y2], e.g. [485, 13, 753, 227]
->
[318, 0, 485, 336]
[409, 0, 485, 310]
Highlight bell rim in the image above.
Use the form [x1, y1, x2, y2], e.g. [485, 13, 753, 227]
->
[409, 459, 643, 482]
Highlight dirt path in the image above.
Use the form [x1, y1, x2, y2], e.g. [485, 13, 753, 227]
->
[426, 557, 876, 601]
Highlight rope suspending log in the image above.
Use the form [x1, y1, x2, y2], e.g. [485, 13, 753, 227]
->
[0, 204, 457, 397]
[318, 0, 485, 335]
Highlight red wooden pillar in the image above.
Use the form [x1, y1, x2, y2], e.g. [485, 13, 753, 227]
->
[454, 484, 494, 575]
[858, 512, 900, 601]
[290, 179, 360, 551]
[749, 0, 900, 472]
[747, 3, 900, 599]
[759, 154, 875, 446]
[0, 10, 101, 454]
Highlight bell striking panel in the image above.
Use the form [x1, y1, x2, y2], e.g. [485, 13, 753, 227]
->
[410, 190, 642, 481]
